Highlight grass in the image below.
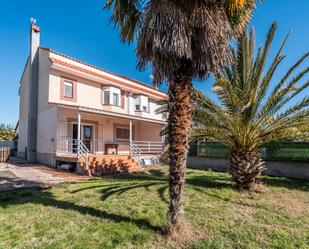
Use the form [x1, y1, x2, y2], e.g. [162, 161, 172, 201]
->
[0, 166, 308, 249]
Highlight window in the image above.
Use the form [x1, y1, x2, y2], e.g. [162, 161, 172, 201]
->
[64, 81, 73, 98]
[102, 87, 121, 106]
[60, 77, 76, 102]
[116, 127, 130, 140]
[134, 95, 149, 112]
[113, 93, 119, 106]
[115, 125, 135, 141]
[104, 91, 110, 105]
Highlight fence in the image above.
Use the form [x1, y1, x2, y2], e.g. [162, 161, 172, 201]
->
[189, 141, 309, 162]
[0, 147, 10, 162]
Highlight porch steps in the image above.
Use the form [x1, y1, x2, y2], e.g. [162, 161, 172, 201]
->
[80, 155, 144, 176]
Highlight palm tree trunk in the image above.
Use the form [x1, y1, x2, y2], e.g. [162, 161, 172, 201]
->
[229, 148, 265, 191]
[167, 60, 194, 233]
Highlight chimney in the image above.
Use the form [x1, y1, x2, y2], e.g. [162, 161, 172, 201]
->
[27, 18, 40, 163]
[30, 18, 40, 62]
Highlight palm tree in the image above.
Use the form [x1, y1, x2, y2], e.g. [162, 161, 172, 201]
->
[192, 23, 309, 191]
[104, 0, 257, 233]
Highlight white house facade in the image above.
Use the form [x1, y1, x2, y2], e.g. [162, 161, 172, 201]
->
[18, 22, 167, 174]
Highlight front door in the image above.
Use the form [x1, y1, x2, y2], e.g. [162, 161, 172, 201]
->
[82, 125, 93, 151]
[72, 124, 93, 152]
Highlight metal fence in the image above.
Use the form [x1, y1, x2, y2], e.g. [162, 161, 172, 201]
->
[189, 141, 309, 162]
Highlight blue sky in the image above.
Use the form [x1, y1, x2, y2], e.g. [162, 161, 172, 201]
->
[0, 0, 308, 125]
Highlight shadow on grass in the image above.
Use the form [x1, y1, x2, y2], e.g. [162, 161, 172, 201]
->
[1, 167, 307, 235]
[0, 185, 163, 233]
[262, 176, 309, 191]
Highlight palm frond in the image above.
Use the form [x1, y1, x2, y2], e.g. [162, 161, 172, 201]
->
[193, 22, 309, 149]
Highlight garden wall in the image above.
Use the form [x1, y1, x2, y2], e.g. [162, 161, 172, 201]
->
[187, 157, 309, 180]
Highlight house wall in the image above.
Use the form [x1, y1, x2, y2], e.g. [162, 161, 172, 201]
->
[48, 68, 166, 121]
[36, 106, 58, 166]
[34, 49, 58, 166]
[134, 122, 162, 141]
[18, 59, 30, 158]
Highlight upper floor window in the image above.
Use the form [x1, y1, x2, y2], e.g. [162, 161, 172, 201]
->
[134, 95, 149, 112]
[102, 86, 121, 106]
[60, 77, 76, 102]
[64, 81, 73, 98]
[104, 91, 110, 105]
[113, 92, 119, 106]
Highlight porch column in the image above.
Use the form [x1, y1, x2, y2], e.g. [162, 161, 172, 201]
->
[129, 120, 133, 143]
[77, 110, 81, 153]
[129, 120, 132, 155]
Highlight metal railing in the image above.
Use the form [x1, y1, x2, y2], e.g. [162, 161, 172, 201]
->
[56, 139, 89, 168]
[130, 141, 142, 163]
[78, 140, 89, 169]
[57, 139, 163, 155]
[56, 139, 79, 154]
[133, 141, 163, 154]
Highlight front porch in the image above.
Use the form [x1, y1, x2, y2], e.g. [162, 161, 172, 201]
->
[55, 106, 165, 174]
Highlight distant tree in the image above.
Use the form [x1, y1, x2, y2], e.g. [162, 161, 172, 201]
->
[192, 23, 309, 191]
[0, 124, 16, 141]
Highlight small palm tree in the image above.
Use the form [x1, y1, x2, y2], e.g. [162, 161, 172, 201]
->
[104, 0, 258, 232]
[192, 23, 309, 191]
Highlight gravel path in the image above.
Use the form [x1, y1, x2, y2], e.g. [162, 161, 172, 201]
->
[0, 159, 89, 192]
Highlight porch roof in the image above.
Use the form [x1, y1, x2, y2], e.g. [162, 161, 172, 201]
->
[50, 102, 167, 125]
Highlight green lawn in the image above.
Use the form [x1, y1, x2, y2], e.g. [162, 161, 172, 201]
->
[0, 167, 308, 249]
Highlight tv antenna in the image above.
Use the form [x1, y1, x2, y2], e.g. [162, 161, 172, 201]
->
[30, 17, 37, 25]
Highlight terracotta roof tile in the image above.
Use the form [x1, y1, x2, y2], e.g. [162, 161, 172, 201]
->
[41, 47, 167, 99]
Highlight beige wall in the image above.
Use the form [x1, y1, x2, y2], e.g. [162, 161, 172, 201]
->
[48, 68, 166, 121]
[37, 49, 51, 113]
[18, 59, 30, 155]
[36, 106, 58, 165]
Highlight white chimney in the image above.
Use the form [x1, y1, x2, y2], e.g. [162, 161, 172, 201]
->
[27, 18, 40, 163]
[30, 17, 40, 63]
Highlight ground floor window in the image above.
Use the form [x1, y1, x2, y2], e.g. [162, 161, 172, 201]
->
[115, 125, 134, 141]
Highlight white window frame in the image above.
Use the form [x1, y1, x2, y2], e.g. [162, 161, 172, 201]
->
[102, 86, 121, 106]
[113, 92, 120, 106]
[134, 95, 149, 112]
[64, 81, 73, 98]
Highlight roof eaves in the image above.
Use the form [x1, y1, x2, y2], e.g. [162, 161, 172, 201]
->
[40, 47, 166, 96]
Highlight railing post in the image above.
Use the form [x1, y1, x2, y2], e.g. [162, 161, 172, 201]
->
[77, 110, 81, 154]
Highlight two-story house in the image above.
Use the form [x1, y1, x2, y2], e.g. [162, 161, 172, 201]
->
[18, 21, 167, 175]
